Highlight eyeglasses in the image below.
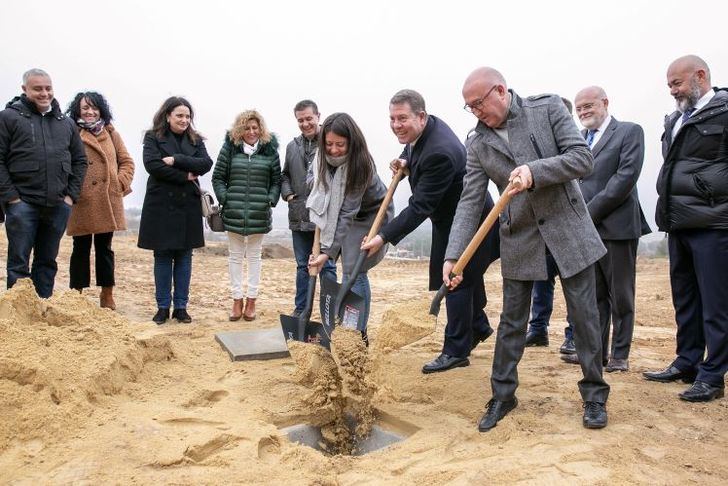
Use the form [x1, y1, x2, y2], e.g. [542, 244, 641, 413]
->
[463, 85, 498, 113]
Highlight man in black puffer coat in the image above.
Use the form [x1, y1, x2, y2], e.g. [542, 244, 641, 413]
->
[645, 55, 728, 403]
[0, 68, 87, 297]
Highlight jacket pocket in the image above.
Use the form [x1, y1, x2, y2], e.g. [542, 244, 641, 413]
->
[695, 123, 724, 137]
[693, 173, 714, 206]
[8, 160, 39, 173]
[563, 185, 585, 219]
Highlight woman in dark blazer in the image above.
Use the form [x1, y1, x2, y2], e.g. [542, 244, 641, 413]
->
[138, 96, 212, 324]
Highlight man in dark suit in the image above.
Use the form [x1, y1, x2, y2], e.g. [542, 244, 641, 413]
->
[644, 55, 728, 402]
[446, 67, 609, 432]
[362, 89, 499, 373]
[558, 86, 651, 372]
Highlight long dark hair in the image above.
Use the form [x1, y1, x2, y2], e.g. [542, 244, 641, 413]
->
[150, 96, 200, 143]
[66, 91, 113, 124]
[317, 112, 374, 194]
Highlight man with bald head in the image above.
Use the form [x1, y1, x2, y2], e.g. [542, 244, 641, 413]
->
[445, 67, 610, 431]
[556, 86, 651, 372]
[645, 55, 728, 402]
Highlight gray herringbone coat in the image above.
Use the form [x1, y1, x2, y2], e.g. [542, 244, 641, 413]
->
[446, 91, 606, 280]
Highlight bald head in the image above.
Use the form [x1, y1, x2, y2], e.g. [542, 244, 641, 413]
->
[667, 55, 711, 112]
[462, 67, 511, 128]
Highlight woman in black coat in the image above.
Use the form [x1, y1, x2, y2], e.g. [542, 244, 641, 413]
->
[138, 96, 212, 324]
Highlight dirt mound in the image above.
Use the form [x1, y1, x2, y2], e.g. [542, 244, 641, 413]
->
[373, 298, 435, 352]
[0, 279, 175, 452]
[262, 243, 294, 259]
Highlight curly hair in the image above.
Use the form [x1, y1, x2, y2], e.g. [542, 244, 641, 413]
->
[66, 91, 114, 124]
[229, 110, 271, 145]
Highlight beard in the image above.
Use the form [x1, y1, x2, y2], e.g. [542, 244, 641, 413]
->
[675, 76, 702, 112]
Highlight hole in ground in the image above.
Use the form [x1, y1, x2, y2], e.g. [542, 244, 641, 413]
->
[279, 410, 419, 456]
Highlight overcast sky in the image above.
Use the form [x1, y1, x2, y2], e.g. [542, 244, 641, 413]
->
[2, 0, 726, 234]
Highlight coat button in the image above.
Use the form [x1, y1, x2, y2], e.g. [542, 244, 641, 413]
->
[92, 181, 97, 185]
[168, 192, 173, 197]
[538, 219, 545, 225]
[571, 198, 577, 203]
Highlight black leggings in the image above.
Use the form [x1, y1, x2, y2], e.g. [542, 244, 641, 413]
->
[69, 232, 115, 289]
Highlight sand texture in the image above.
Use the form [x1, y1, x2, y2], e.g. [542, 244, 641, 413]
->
[0, 235, 727, 485]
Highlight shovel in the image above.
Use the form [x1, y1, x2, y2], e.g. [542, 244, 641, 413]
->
[429, 177, 522, 317]
[320, 168, 405, 337]
[280, 228, 332, 349]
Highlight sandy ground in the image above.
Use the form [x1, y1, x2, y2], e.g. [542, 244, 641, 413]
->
[1, 234, 726, 485]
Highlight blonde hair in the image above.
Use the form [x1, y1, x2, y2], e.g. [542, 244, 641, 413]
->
[229, 110, 271, 145]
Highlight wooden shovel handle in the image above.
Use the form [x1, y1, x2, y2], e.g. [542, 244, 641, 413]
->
[365, 167, 404, 243]
[452, 177, 522, 275]
[308, 227, 322, 277]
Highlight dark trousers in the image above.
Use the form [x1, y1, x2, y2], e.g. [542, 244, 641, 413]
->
[528, 253, 573, 340]
[669, 229, 728, 388]
[3, 200, 71, 298]
[69, 232, 115, 289]
[492, 265, 609, 403]
[595, 239, 638, 361]
[291, 229, 337, 313]
[153, 249, 192, 310]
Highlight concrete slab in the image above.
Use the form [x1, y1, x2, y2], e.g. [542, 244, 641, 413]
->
[215, 328, 290, 361]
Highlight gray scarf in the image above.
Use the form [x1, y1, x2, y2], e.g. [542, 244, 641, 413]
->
[306, 154, 349, 248]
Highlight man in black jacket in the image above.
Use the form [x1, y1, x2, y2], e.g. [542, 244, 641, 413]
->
[644, 55, 728, 402]
[280, 100, 336, 316]
[362, 89, 499, 373]
[0, 68, 87, 297]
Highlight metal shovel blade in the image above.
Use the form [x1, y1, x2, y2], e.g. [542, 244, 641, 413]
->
[279, 314, 331, 350]
[319, 274, 367, 337]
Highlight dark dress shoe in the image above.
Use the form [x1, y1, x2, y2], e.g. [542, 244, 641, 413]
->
[679, 381, 725, 402]
[643, 364, 696, 383]
[605, 358, 629, 372]
[583, 401, 608, 429]
[559, 338, 576, 355]
[561, 353, 580, 365]
[471, 327, 494, 351]
[525, 331, 549, 347]
[172, 308, 193, 323]
[478, 397, 518, 432]
[422, 354, 469, 374]
[152, 308, 169, 325]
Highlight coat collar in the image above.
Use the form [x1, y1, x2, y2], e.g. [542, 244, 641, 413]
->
[407, 115, 436, 166]
[160, 130, 197, 156]
[471, 91, 520, 160]
[585, 116, 618, 158]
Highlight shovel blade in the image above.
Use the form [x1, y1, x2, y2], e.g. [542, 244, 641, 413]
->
[279, 314, 331, 350]
[319, 275, 367, 335]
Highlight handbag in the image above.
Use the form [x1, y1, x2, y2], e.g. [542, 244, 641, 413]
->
[195, 181, 225, 232]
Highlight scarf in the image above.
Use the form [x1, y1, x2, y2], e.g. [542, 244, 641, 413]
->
[306, 154, 349, 248]
[77, 118, 105, 136]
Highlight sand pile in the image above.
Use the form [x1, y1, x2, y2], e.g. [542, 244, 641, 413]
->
[287, 327, 379, 455]
[373, 298, 435, 352]
[0, 279, 175, 452]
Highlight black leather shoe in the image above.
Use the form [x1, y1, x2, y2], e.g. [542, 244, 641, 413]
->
[471, 327, 494, 351]
[152, 308, 169, 325]
[559, 338, 576, 355]
[605, 358, 629, 372]
[561, 353, 580, 365]
[478, 397, 518, 432]
[583, 401, 608, 429]
[643, 364, 696, 383]
[525, 331, 549, 347]
[172, 308, 192, 323]
[422, 354, 469, 374]
[679, 381, 725, 402]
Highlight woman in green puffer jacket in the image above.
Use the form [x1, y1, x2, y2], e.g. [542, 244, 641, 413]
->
[212, 110, 281, 321]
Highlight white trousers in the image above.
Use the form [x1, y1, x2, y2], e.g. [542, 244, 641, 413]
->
[227, 232, 264, 299]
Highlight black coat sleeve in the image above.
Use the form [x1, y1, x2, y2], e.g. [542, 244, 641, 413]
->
[142, 133, 190, 184]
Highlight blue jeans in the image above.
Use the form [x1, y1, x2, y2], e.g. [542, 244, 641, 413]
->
[3, 200, 71, 298]
[292, 230, 337, 313]
[153, 249, 192, 310]
[342, 272, 370, 330]
[529, 252, 573, 340]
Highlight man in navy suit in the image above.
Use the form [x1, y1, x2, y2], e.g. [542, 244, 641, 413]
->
[557, 86, 651, 372]
[362, 89, 499, 373]
[644, 55, 728, 402]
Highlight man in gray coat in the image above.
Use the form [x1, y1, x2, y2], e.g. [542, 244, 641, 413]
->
[559, 86, 651, 372]
[281, 100, 336, 316]
[445, 67, 610, 432]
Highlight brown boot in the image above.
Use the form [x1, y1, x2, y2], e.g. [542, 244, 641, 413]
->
[243, 297, 256, 321]
[100, 286, 116, 310]
[229, 298, 244, 321]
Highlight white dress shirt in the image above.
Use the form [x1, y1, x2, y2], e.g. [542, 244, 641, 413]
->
[671, 89, 716, 138]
